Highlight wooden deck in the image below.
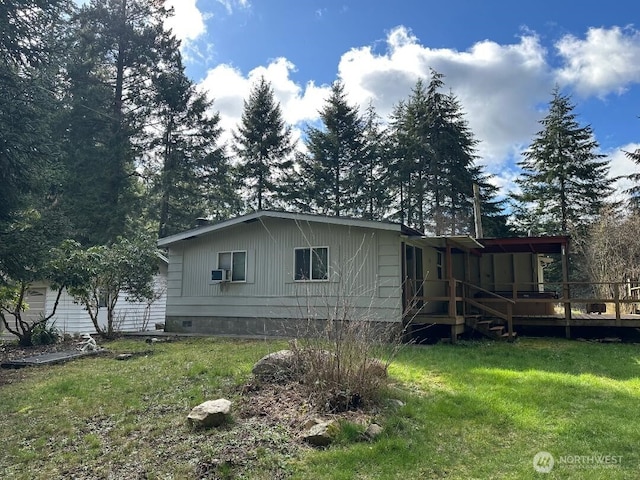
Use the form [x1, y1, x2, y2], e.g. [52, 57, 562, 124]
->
[511, 313, 640, 328]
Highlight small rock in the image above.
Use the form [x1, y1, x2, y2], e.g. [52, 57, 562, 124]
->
[302, 420, 337, 447]
[364, 423, 383, 439]
[601, 337, 622, 343]
[187, 398, 232, 428]
[387, 398, 405, 408]
[302, 417, 323, 430]
[116, 353, 133, 361]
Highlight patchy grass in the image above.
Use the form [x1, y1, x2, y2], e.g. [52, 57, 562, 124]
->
[1, 337, 639, 479]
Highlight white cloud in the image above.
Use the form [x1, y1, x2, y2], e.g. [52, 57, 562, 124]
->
[337, 26, 552, 173]
[216, 0, 250, 15]
[164, 0, 206, 43]
[555, 26, 640, 97]
[198, 58, 330, 147]
[194, 24, 640, 200]
[606, 144, 640, 202]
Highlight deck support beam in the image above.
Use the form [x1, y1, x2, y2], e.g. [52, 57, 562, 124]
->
[561, 244, 571, 339]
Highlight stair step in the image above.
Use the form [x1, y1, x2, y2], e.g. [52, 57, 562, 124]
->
[501, 332, 518, 339]
[476, 320, 493, 326]
[489, 326, 505, 332]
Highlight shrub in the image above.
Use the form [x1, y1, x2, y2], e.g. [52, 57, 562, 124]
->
[290, 320, 398, 413]
[31, 319, 60, 345]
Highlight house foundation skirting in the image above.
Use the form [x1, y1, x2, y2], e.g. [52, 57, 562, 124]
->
[165, 316, 401, 340]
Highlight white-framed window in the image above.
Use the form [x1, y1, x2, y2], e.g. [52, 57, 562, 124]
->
[218, 250, 247, 282]
[294, 246, 329, 281]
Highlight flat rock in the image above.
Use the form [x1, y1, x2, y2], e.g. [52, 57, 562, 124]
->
[302, 420, 337, 447]
[187, 398, 232, 428]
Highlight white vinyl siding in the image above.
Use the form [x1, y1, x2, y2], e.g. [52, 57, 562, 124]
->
[38, 272, 167, 334]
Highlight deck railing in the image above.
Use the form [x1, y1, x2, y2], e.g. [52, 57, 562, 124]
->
[405, 278, 640, 332]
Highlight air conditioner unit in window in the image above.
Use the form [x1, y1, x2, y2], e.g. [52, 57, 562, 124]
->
[210, 269, 229, 283]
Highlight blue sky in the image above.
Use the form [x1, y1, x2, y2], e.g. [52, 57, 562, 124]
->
[164, 0, 640, 199]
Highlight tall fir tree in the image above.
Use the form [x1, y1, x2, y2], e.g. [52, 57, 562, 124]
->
[61, 0, 174, 245]
[0, 0, 72, 280]
[232, 77, 295, 211]
[353, 103, 392, 220]
[624, 139, 640, 211]
[150, 53, 240, 237]
[389, 71, 494, 235]
[512, 87, 613, 235]
[295, 81, 365, 216]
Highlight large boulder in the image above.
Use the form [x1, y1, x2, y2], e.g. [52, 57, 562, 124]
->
[252, 349, 300, 382]
[187, 398, 232, 428]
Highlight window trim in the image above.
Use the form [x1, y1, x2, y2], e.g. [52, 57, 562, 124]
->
[293, 246, 330, 282]
[436, 251, 443, 280]
[217, 250, 248, 283]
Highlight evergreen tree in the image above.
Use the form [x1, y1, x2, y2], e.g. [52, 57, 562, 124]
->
[512, 87, 613, 235]
[61, 0, 174, 245]
[353, 103, 392, 220]
[151, 54, 240, 237]
[232, 77, 295, 211]
[296, 82, 365, 216]
[0, 0, 72, 281]
[0, 0, 71, 227]
[387, 100, 416, 225]
[389, 71, 492, 235]
[624, 141, 640, 211]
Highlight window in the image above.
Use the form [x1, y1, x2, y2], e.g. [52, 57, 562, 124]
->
[436, 251, 443, 280]
[218, 251, 247, 282]
[294, 247, 329, 281]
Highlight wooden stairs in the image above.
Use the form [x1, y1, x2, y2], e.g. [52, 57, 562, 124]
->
[466, 316, 517, 341]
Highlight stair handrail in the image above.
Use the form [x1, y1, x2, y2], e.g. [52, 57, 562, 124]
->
[459, 280, 515, 339]
[459, 281, 516, 304]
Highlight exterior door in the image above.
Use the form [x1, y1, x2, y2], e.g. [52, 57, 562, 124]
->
[404, 245, 424, 309]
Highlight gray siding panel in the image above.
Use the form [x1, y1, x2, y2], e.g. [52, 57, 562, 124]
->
[166, 218, 404, 331]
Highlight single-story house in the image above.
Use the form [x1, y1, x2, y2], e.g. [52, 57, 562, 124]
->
[157, 210, 564, 340]
[14, 256, 168, 336]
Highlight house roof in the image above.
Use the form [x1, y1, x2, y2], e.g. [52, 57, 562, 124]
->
[157, 210, 424, 247]
[477, 236, 569, 254]
[419, 236, 485, 251]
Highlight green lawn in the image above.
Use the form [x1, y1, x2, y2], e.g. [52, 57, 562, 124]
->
[1, 337, 638, 479]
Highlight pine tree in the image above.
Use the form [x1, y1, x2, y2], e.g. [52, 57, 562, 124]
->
[232, 77, 295, 211]
[0, 0, 72, 280]
[151, 53, 239, 237]
[353, 103, 392, 220]
[512, 87, 613, 235]
[624, 141, 640, 211]
[389, 71, 491, 235]
[0, 0, 71, 226]
[296, 82, 365, 216]
[61, 0, 174, 245]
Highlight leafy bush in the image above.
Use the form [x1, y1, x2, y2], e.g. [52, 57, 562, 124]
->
[31, 319, 60, 345]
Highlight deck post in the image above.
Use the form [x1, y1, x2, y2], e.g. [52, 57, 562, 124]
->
[561, 244, 571, 339]
[614, 283, 621, 327]
[506, 302, 514, 340]
[448, 278, 456, 318]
